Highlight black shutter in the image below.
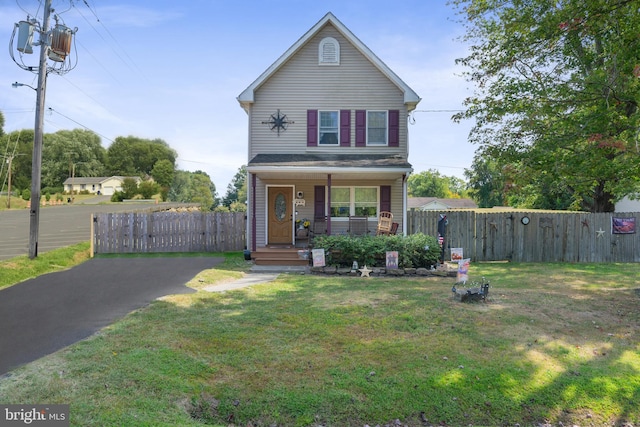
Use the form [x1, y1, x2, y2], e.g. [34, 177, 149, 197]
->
[380, 185, 391, 212]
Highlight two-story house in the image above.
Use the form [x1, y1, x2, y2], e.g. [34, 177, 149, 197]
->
[238, 12, 421, 252]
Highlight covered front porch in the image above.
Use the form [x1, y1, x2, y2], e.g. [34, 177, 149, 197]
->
[245, 154, 412, 264]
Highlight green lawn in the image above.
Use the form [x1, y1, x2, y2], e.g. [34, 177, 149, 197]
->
[0, 248, 638, 426]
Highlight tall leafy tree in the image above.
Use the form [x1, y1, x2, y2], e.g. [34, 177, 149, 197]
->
[168, 170, 217, 210]
[222, 165, 247, 207]
[452, 0, 640, 212]
[105, 136, 177, 177]
[464, 155, 508, 208]
[408, 169, 468, 198]
[42, 129, 106, 189]
[151, 159, 175, 201]
[189, 171, 215, 211]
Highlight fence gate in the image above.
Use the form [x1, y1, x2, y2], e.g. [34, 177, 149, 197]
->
[92, 211, 246, 255]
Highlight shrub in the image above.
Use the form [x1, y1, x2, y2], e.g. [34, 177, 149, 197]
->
[111, 191, 124, 202]
[22, 189, 31, 201]
[312, 233, 440, 268]
[138, 181, 159, 199]
[42, 186, 63, 195]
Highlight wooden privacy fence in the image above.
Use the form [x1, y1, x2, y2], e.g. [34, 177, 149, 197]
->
[92, 211, 246, 255]
[407, 210, 640, 263]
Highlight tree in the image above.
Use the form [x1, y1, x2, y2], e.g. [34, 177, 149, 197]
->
[222, 165, 247, 207]
[189, 171, 215, 211]
[167, 170, 192, 203]
[167, 170, 217, 210]
[121, 178, 139, 199]
[452, 0, 640, 212]
[151, 159, 175, 201]
[105, 136, 177, 177]
[42, 129, 106, 189]
[408, 169, 467, 198]
[0, 111, 5, 137]
[138, 180, 159, 199]
[0, 129, 33, 193]
[464, 154, 508, 208]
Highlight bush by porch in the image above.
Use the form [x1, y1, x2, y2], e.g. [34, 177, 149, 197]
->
[312, 233, 441, 269]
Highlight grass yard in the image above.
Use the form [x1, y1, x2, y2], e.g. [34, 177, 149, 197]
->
[0, 250, 639, 426]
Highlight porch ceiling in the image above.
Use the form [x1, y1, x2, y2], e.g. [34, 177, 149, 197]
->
[247, 153, 412, 181]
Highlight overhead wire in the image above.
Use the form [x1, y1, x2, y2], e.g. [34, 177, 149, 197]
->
[15, 0, 38, 18]
[71, 3, 132, 76]
[75, 0, 148, 81]
[46, 107, 115, 144]
[60, 74, 114, 112]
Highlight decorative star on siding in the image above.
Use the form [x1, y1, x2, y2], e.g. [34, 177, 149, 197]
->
[596, 228, 606, 238]
[262, 109, 294, 135]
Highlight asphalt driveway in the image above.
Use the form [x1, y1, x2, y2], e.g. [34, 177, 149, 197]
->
[0, 256, 223, 376]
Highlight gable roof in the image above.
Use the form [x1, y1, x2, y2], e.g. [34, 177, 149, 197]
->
[237, 12, 421, 112]
[63, 176, 141, 185]
[408, 197, 478, 210]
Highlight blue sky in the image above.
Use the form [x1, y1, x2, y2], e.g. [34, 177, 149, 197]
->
[1, 0, 475, 192]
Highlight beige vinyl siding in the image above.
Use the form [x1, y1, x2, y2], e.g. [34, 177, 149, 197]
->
[249, 24, 408, 159]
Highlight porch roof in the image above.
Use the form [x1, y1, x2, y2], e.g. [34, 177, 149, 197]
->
[247, 153, 412, 180]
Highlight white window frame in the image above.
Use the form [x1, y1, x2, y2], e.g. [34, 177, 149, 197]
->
[319, 110, 339, 145]
[319, 37, 340, 65]
[366, 110, 388, 146]
[329, 186, 379, 219]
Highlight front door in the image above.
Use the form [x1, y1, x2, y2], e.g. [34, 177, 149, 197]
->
[268, 187, 293, 245]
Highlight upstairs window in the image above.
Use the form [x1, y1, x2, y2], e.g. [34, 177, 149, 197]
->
[355, 110, 398, 147]
[308, 109, 351, 147]
[367, 111, 388, 146]
[319, 111, 339, 145]
[319, 37, 340, 65]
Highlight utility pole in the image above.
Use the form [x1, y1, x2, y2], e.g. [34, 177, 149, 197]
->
[6, 156, 11, 209]
[2, 154, 23, 209]
[27, 0, 52, 259]
[11, 0, 76, 258]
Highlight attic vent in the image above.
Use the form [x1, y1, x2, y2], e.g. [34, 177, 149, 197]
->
[319, 37, 339, 65]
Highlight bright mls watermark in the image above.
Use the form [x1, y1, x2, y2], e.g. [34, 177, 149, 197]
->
[0, 405, 69, 426]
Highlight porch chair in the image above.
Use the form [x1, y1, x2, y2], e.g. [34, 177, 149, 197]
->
[390, 222, 399, 235]
[348, 216, 369, 236]
[376, 211, 394, 235]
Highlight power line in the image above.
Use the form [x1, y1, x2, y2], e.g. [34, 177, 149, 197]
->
[414, 109, 464, 113]
[46, 107, 114, 144]
[74, 0, 148, 81]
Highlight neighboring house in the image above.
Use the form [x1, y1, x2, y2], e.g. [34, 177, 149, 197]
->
[238, 12, 421, 251]
[63, 176, 142, 196]
[615, 195, 640, 212]
[408, 197, 478, 211]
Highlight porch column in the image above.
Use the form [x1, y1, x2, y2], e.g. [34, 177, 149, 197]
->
[251, 173, 257, 251]
[327, 174, 332, 235]
[402, 173, 408, 236]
